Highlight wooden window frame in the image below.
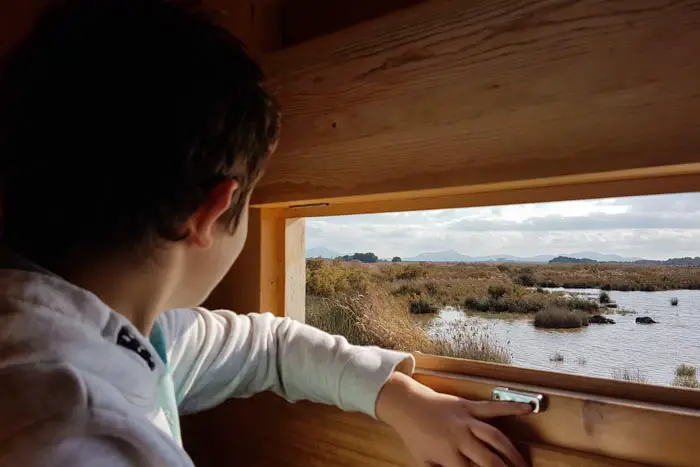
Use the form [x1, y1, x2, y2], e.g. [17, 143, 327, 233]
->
[199, 165, 700, 467]
[202, 175, 700, 466]
[189, 1, 700, 466]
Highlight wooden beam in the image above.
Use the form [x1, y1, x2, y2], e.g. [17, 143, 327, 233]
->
[415, 372, 700, 467]
[183, 392, 651, 467]
[254, 0, 700, 207]
[204, 208, 285, 315]
[414, 354, 700, 412]
[284, 218, 306, 321]
[279, 0, 425, 46]
[275, 166, 700, 218]
[204, 210, 305, 318]
[204, 0, 283, 56]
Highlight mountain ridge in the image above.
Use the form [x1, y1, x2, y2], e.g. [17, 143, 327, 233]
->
[306, 247, 648, 263]
[402, 250, 645, 263]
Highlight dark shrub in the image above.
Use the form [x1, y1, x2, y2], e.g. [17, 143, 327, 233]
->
[487, 285, 508, 300]
[517, 273, 536, 287]
[534, 308, 589, 329]
[410, 299, 438, 314]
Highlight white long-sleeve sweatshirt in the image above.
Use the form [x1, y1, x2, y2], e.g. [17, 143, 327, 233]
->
[0, 262, 414, 466]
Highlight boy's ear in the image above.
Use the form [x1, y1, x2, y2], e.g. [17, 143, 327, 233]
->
[184, 179, 239, 248]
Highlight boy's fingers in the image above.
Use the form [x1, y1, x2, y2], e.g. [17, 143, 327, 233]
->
[467, 400, 532, 419]
[469, 420, 528, 467]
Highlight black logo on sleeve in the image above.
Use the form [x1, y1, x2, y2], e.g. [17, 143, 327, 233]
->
[117, 326, 156, 370]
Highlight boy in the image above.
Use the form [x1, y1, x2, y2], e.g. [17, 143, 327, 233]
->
[0, 1, 530, 466]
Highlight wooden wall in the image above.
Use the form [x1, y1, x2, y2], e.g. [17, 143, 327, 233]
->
[253, 0, 700, 208]
[3, 1, 700, 466]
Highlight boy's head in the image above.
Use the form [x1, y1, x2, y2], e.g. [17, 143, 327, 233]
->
[0, 0, 280, 305]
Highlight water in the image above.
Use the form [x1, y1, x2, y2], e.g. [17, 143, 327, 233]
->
[418, 289, 700, 386]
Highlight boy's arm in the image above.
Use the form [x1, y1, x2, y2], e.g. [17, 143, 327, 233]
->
[158, 307, 415, 417]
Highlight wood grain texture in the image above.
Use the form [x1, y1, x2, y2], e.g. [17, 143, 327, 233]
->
[275, 167, 700, 217]
[284, 218, 306, 321]
[415, 372, 700, 467]
[182, 391, 650, 467]
[254, 0, 700, 207]
[415, 354, 700, 411]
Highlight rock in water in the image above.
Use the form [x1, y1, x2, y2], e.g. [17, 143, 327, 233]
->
[590, 315, 615, 324]
[635, 316, 658, 324]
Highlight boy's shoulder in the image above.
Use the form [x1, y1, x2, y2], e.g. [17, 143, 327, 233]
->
[0, 270, 190, 464]
[0, 361, 89, 441]
[0, 360, 189, 466]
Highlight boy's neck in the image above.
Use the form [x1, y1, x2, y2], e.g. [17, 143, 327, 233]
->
[53, 250, 182, 336]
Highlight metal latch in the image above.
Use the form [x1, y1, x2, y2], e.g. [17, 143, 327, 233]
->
[491, 387, 546, 413]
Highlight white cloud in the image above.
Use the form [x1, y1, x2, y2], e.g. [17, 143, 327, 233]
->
[306, 193, 700, 260]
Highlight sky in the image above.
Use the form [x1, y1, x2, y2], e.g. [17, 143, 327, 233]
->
[305, 192, 700, 260]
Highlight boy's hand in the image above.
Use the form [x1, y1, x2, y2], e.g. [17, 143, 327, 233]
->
[376, 372, 531, 467]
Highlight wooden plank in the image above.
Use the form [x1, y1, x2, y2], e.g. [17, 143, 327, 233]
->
[414, 354, 700, 411]
[274, 166, 700, 217]
[182, 392, 649, 467]
[205, 211, 305, 318]
[0, 0, 283, 59]
[415, 372, 700, 467]
[284, 218, 306, 321]
[205, 208, 287, 316]
[254, 0, 700, 207]
[204, 0, 283, 56]
[279, 0, 425, 46]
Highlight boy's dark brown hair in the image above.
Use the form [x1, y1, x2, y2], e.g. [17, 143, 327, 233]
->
[0, 0, 280, 266]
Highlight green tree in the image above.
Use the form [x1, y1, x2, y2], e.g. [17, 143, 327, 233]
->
[338, 252, 379, 263]
[391, 256, 402, 263]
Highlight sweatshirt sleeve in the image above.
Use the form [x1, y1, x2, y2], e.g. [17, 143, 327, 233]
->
[31, 436, 143, 467]
[157, 308, 415, 418]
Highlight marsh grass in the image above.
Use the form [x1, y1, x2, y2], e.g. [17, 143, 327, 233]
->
[670, 364, 699, 388]
[550, 351, 565, 362]
[612, 368, 649, 383]
[306, 281, 510, 363]
[676, 364, 697, 378]
[304, 260, 700, 368]
[429, 321, 512, 364]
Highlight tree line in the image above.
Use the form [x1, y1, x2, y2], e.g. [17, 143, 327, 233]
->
[334, 252, 402, 263]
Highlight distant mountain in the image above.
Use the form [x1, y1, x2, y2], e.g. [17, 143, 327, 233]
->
[564, 251, 644, 262]
[552, 256, 700, 266]
[403, 249, 472, 262]
[306, 246, 341, 259]
[550, 256, 599, 264]
[310, 246, 650, 263]
[402, 250, 549, 263]
[403, 250, 645, 263]
[635, 257, 700, 266]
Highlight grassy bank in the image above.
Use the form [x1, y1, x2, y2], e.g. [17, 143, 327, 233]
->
[306, 260, 647, 321]
[307, 260, 699, 316]
[306, 290, 511, 363]
[306, 259, 512, 363]
[306, 259, 699, 381]
[673, 364, 700, 388]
